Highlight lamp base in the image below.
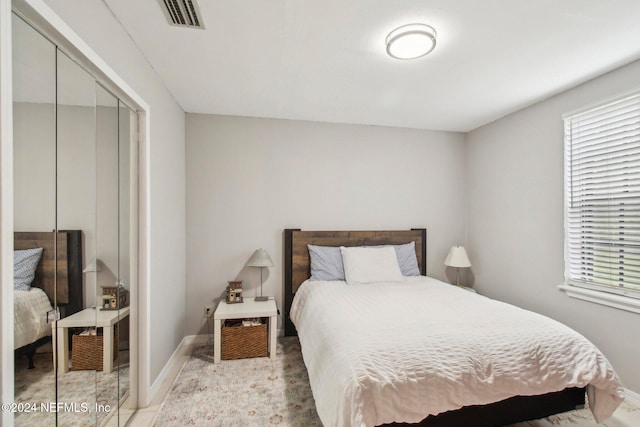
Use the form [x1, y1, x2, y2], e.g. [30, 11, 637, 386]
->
[254, 296, 269, 302]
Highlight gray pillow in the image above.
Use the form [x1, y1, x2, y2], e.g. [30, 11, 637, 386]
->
[14, 247, 43, 291]
[308, 242, 421, 281]
[308, 245, 345, 281]
[393, 242, 421, 276]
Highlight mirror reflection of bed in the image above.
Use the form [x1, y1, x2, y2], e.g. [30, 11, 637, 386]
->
[13, 231, 130, 426]
[14, 231, 83, 366]
[13, 231, 79, 425]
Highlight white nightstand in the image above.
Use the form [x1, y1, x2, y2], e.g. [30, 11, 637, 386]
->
[54, 306, 130, 373]
[213, 297, 277, 363]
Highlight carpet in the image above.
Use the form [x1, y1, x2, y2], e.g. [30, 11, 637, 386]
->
[14, 350, 129, 426]
[545, 399, 638, 425]
[154, 337, 637, 427]
[154, 337, 320, 427]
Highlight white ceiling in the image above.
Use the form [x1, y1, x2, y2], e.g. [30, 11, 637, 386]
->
[104, 0, 640, 132]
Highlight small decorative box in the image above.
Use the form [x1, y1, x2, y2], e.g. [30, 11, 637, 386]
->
[226, 280, 243, 304]
[101, 284, 129, 310]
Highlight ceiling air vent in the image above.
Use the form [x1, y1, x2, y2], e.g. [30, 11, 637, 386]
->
[158, 0, 205, 29]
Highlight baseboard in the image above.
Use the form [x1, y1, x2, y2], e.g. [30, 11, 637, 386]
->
[625, 388, 640, 407]
[147, 334, 209, 405]
[188, 334, 210, 346]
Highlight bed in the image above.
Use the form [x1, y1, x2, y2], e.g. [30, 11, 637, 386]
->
[14, 230, 83, 368]
[284, 228, 625, 427]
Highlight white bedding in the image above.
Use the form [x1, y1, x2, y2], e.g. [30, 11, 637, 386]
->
[14, 287, 53, 349]
[290, 276, 624, 427]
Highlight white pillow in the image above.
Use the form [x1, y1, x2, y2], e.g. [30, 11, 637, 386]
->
[340, 246, 403, 285]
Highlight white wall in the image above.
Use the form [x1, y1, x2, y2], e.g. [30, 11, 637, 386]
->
[467, 58, 640, 392]
[186, 114, 467, 334]
[37, 0, 187, 402]
[13, 103, 55, 232]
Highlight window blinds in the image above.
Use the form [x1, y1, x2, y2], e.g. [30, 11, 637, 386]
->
[565, 93, 640, 295]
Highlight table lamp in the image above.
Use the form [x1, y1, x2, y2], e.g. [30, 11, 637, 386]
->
[247, 248, 274, 301]
[444, 246, 471, 287]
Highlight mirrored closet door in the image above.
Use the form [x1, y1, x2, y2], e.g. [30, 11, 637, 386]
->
[12, 13, 57, 427]
[56, 48, 99, 426]
[12, 12, 138, 426]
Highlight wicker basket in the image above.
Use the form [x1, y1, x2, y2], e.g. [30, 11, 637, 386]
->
[221, 320, 267, 360]
[71, 326, 118, 371]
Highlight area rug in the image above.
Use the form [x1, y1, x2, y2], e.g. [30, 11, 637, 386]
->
[154, 337, 637, 427]
[14, 350, 130, 426]
[545, 399, 638, 425]
[153, 337, 321, 427]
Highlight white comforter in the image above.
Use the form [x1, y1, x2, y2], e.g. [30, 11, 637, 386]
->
[290, 276, 624, 427]
[14, 287, 53, 349]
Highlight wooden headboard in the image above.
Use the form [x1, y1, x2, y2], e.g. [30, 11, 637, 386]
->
[283, 228, 427, 336]
[14, 230, 83, 318]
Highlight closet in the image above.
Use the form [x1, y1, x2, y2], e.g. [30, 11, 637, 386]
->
[12, 11, 137, 426]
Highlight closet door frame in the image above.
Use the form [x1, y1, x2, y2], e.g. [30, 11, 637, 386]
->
[1, 0, 16, 423]
[2, 0, 149, 423]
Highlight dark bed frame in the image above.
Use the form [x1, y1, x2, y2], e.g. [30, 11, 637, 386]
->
[14, 230, 83, 368]
[283, 228, 586, 427]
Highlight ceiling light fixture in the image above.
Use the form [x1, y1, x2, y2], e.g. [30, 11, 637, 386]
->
[385, 23, 437, 60]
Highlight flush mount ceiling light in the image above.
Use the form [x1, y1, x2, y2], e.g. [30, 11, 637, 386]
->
[385, 23, 437, 60]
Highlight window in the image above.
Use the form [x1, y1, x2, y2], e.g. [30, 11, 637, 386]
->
[563, 93, 640, 312]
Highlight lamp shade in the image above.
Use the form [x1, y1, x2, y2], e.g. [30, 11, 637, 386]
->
[83, 258, 104, 273]
[247, 249, 274, 268]
[444, 246, 471, 268]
